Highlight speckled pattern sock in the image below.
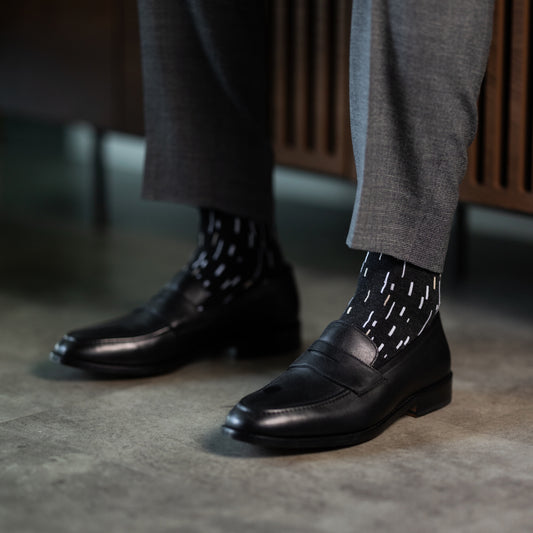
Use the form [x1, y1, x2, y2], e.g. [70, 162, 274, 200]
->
[341, 252, 441, 368]
[187, 208, 283, 308]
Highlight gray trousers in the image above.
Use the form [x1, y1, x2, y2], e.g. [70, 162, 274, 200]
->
[138, 0, 495, 273]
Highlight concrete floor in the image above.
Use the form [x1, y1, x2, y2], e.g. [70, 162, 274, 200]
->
[1, 121, 533, 532]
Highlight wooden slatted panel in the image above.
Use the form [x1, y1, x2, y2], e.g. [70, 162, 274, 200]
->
[509, 0, 533, 193]
[270, 0, 353, 176]
[294, 0, 309, 150]
[315, 0, 330, 154]
[461, 0, 533, 212]
[463, 0, 510, 190]
[271, 0, 533, 211]
[486, 0, 510, 189]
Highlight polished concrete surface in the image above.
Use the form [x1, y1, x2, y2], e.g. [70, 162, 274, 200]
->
[1, 121, 532, 532]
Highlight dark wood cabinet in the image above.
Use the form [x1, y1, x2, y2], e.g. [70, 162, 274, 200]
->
[1, 0, 531, 214]
[0, 0, 143, 132]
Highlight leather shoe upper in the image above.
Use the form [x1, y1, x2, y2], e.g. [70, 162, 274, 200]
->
[224, 315, 450, 439]
[52, 264, 299, 373]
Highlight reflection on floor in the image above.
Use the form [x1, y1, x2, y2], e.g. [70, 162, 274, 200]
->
[1, 120, 532, 532]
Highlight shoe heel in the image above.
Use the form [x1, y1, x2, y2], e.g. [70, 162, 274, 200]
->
[234, 322, 301, 358]
[407, 373, 452, 418]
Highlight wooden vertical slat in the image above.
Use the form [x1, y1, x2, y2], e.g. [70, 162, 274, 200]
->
[272, 0, 288, 147]
[507, 0, 530, 193]
[526, 1, 533, 191]
[122, 0, 144, 134]
[337, 0, 355, 177]
[314, 0, 330, 154]
[330, 0, 340, 157]
[482, 0, 508, 189]
[294, 0, 309, 150]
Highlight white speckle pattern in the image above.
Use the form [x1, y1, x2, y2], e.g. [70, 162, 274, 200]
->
[345, 252, 441, 367]
[190, 209, 283, 313]
[362, 311, 374, 328]
[418, 310, 433, 335]
[381, 272, 390, 293]
[220, 279, 232, 290]
[214, 264, 226, 277]
[213, 240, 224, 260]
[360, 251, 369, 272]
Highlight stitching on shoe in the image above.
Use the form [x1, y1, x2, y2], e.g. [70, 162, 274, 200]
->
[291, 362, 385, 396]
[257, 389, 353, 415]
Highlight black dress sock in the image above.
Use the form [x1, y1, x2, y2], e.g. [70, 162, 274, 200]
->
[341, 252, 441, 368]
[187, 208, 284, 307]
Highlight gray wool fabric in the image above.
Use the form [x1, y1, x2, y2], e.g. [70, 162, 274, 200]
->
[137, 0, 495, 272]
[347, 0, 495, 272]
[137, 0, 274, 223]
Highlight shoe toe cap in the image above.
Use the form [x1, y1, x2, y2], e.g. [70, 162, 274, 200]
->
[224, 368, 349, 438]
[50, 308, 172, 362]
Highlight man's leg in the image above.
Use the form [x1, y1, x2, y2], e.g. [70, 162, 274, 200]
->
[138, 0, 273, 223]
[49, 1, 300, 376]
[336, 0, 495, 368]
[224, 0, 495, 449]
[348, 0, 494, 272]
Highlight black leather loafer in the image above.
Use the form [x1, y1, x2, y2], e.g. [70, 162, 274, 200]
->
[223, 314, 451, 449]
[50, 265, 300, 377]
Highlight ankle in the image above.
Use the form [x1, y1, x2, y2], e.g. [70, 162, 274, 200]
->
[188, 208, 285, 302]
[343, 252, 440, 367]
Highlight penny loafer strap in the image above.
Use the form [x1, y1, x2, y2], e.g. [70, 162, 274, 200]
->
[144, 271, 210, 326]
[290, 339, 384, 396]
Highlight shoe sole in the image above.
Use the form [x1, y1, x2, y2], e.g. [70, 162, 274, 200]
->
[49, 322, 301, 378]
[221, 372, 452, 449]
[48, 351, 183, 377]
